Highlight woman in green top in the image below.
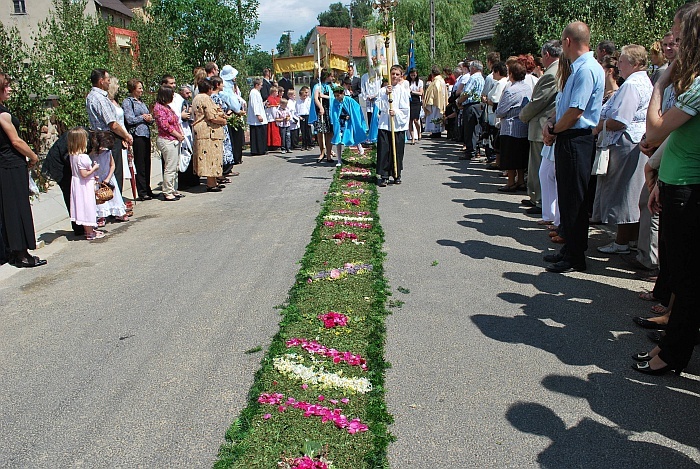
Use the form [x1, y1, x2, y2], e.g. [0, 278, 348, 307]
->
[632, 3, 700, 375]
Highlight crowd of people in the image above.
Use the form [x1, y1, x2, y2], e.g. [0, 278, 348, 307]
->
[409, 4, 700, 376]
[2, 3, 699, 377]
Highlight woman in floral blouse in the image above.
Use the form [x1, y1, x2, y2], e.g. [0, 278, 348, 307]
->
[153, 86, 185, 201]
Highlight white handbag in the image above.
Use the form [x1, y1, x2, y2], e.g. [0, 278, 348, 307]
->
[591, 121, 611, 176]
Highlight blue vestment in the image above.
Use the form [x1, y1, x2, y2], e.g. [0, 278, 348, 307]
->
[330, 96, 368, 145]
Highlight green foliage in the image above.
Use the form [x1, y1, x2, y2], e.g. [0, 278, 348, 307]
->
[214, 149, 394, 468]
[32, 0, 113, 129]
[148, 0, 260, 68]
[0, 23, 48, 149]
[493, 0, 685, 57]
[351, 0, 374, 27]
[293, 30, 315, 57]
[473, 0, 496, 13]
[318, 2, 351, 27]
[244, 48, 272, 76]
[275, 33, 293, 57]
[128, 14, 190, 95]
[368, 0, 473, 75]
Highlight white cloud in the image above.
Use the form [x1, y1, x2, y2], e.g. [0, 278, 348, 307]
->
[252, 0, 330, 53]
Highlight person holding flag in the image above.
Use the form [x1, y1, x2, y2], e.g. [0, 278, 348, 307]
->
[376, 65, 410, 186]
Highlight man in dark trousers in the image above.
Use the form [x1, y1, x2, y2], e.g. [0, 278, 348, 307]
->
[543, 22, 604, 273]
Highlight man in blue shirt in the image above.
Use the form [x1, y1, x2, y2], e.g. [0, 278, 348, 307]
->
[542, 21, 604, 273]
[457, 61, 486, 159]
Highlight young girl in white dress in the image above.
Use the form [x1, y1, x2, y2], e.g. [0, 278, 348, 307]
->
[90, 131, 129, 226]
[68, 127, 103, 240]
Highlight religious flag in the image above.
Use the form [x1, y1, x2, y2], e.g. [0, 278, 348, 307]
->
[407, 24, 416, 74]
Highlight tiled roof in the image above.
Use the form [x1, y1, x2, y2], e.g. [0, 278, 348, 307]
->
[315, 26, 369, 57]
[459, 3, 500, 44]
[94, 0, 134, 18]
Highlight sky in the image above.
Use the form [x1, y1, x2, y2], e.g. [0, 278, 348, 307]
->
[251, 0, 329, 54]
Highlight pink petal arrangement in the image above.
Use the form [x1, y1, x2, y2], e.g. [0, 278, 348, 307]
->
[332, 209, 370, 216]
[317, 311, 349, 328]
[322, 221, 372, 229]
[286, 338, 368, 371]
[287, 456, 329, 469]
[258, 393, 369, 435]
[345, 198, 362, 206]
[331, 231, 358, 241]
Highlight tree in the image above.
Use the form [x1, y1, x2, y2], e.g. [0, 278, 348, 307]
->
[473, 0, 496, 13]
[493, 0, 685, 57]
[293, 30, 315, 56]
[148, 0, 260, 68]
[244, 48, 272, 76]
[276, 32, 293, 56]
[32, 0, 114, 129]
[318, 3, 351, 27]
[351, 0, 374, 27]
[368, 0, 473, 75]
[0, 23, 48, 150]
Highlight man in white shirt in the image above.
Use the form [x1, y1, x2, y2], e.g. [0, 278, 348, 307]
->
[376, 65, 410, 186]
[361, 69, 382, 125]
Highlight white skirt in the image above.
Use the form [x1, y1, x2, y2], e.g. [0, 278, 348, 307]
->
[96, 174, 127, 218]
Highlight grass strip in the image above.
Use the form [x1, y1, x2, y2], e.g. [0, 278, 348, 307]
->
[214, 148, 393, 468]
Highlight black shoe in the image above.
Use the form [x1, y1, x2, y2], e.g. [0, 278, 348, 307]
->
[545, 260, 586, 273]
[393, 177, 402, 185]
[377, 178, 387, 187]
[631, 361, 681, 375]
[11, 255, 47, 268]
[633, 317, 667, 330]
[620, 253, 653, 272]
[526, 206, 542, 215]
[137, 195, 153, 201]
[632, 352, 655, 362]
[647, 330, 665, 344]
[521, 199, 536, 207]
[543, 253, 564, 263]
[206, 185, 223, 192]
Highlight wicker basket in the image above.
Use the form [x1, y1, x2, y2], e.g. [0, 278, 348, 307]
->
[95, 181, 114, 204]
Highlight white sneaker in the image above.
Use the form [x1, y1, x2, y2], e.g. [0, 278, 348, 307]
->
[597, 242, 630, 254]
[336, 160, 342, 167]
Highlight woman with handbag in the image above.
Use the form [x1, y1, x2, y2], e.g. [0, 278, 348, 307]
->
[123, 79, 155, 201]
[591, 45, 653, 255]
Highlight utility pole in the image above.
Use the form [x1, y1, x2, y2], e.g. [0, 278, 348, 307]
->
[347, 3, 354, 63]
[430, 0, 435, 61]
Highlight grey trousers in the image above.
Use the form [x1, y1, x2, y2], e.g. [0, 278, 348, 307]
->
[527, 140, 544, 206]
[636, 184, 659, 269]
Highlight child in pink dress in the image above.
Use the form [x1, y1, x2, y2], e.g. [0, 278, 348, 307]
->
[68, 127, 103, 240]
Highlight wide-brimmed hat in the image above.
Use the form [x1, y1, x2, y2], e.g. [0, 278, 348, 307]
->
[220, 65, 238, 81]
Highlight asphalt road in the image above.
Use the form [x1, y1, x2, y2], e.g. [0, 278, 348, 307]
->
[0, 150, 335, 468]
[381, 138, 700, 467]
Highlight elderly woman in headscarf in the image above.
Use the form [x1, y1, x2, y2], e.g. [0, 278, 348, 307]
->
[423, 66, 447, 138]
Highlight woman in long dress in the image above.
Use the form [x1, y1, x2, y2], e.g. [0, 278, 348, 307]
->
[210, 77, 235, 176]
[423, 66, 447, 137]
[0, 72, 46, 267]
[192, 79, 227, 192]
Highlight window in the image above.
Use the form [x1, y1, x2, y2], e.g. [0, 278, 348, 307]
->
[13, 0, 27, 14]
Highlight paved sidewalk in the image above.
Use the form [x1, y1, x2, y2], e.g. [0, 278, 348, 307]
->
[0, 150, 336, 467]
[381, 138, 700, 467]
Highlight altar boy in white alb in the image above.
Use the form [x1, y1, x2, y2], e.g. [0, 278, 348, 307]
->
[376, 65, 410, 187]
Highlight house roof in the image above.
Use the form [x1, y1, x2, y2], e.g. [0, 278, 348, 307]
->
[459, 2, 500, 44]
[94, 0, 134, 18]
[314, 26, 369, 57]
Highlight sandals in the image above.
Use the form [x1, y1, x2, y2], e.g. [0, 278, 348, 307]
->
[536, 220, 553, 226]
[206, 185, 223, 192]
[97, 218, 106, 228]
[651, 304, 668, 315]
[115, 215, 129, 222]
[217, 178, 232, 184]
[86, 230, 105, 240]
[639, 292, 658, 301]
[551, 235, 566, 244]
